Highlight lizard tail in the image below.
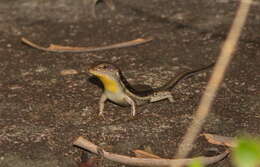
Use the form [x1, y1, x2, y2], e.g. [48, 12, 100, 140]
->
[156, 63, 215, 91]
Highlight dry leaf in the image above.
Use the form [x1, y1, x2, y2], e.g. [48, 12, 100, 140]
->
[133, 149, 161, 159]
[202, 133, 236, 147]
[8, 84, 23, 90]
[60, 69, 78, 76]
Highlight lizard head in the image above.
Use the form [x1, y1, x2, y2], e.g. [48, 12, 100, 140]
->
[88, 63, 122, 92]
[89, 63, 120, 79]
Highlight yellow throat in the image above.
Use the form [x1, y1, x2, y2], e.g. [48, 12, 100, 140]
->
[91, 72, 120, 93]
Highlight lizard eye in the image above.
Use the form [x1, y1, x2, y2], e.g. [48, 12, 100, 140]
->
[97, 63, 116, 71]
[98, 64, 107, 69]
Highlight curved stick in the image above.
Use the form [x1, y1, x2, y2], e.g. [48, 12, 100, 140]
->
[175, 0, 253, 158]
[73, 136, 229, 167]
[21, 36, 154, 53]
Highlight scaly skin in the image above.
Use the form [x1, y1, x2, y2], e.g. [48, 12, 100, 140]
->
[88, 62, 214, 116]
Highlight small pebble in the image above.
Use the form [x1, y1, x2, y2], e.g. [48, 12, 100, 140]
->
[35, 66, 48, 73]
[195, 89, 200, 93]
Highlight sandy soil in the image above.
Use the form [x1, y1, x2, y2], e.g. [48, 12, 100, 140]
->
[0, 0, 259, 166]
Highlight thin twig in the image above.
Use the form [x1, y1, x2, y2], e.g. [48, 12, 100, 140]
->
[21, 36, 154, 53]
[73, 136, 229, 167]
[175, 0, 252, 160]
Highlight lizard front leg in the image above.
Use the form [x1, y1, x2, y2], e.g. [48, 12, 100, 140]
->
[150, 91, 174, 103]
[124, 95, 136, 116]
[99, 93, 108, 116]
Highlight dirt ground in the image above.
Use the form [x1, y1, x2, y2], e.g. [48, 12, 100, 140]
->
[0, 0, 259, 167]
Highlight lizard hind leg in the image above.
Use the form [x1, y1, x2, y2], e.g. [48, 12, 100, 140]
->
[124, 95, 136, 116]
[150, 91, 174, 103]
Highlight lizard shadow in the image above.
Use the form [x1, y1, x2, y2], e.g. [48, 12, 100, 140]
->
[88, 76, 104, 90]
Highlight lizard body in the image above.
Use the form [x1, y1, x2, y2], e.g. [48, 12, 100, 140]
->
[89, 63, 214, 116]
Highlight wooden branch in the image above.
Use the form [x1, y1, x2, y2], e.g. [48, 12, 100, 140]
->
[73, 136, 229, 167]
[21, 36, 154, 53]
[175, 0, 253, 158]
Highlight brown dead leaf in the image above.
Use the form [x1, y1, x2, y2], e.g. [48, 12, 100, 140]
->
[202, 133, 236, 147]
[60, 69, 78, 76]
[8, 84, 23, 90]
[133, 149, 161, 159]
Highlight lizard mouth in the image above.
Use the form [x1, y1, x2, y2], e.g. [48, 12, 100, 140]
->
[88, 68, 97, 75]
[89, 69, 107, 78]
